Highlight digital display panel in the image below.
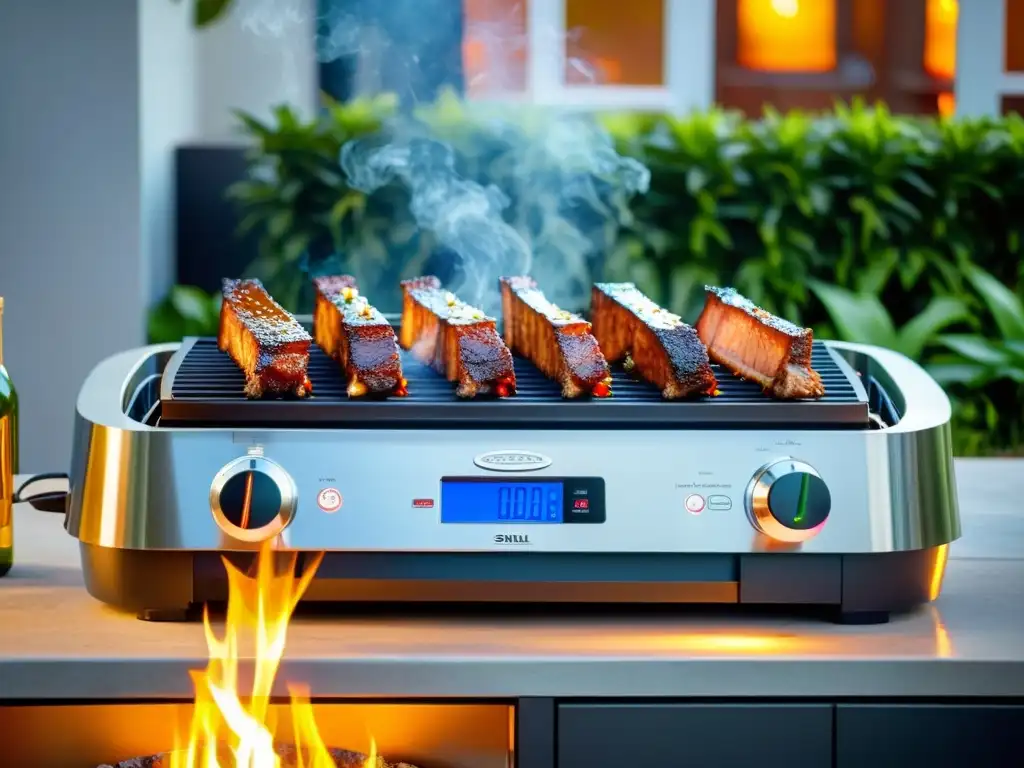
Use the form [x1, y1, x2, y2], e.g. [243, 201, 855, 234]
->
[441, 480, 564, 523]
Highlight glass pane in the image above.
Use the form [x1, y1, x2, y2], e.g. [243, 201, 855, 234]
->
[463, 0, 528, 95]
[1006, 0, 1024, 72]
[736, 0, 836, 73]
[564, 0, 665, 86]
[924, 0, 957, 79]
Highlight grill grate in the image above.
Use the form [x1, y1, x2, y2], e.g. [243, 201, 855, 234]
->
[159, 337, 869, 429]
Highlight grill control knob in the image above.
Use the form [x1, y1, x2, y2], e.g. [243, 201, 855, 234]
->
[745, 459, 831, 543]
[210, 455, 297, 542]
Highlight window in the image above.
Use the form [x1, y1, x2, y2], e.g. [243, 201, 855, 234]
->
[718, 0, 957, 117]
[462, 0, 715, 112]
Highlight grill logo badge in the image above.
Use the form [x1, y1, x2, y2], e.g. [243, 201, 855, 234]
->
[474, 450, 552, 472]
[494, 534, 531, 545]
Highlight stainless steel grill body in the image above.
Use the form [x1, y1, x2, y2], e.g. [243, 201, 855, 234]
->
[64, 339, 959, 621]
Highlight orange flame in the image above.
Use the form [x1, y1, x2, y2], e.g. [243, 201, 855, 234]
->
[168, 546, 376, 768]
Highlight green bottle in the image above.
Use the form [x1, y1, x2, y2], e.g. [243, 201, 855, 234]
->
[0, 297, 18, 577]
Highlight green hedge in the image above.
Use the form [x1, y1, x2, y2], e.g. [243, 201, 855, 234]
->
[150, 95, 1024, 456]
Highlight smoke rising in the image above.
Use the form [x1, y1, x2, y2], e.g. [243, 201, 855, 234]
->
[231, 0, 651, 314]
[234, 0, 307, 37]
[342, 135, 534, 310]
[341, 115, 649, 313]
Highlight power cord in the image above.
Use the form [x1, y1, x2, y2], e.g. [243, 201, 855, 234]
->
[13, 472, 70, 513]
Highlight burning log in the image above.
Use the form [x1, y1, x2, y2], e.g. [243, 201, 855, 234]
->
[99, 746, 419, 768]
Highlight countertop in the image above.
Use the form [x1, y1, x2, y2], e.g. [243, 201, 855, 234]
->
[1, 459, 1023, 701]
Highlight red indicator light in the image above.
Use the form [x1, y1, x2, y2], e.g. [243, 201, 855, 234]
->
[574, 499, 589, 510]
[412, 498, 435, 508]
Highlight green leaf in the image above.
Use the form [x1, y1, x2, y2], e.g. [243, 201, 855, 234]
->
[878, 185, 921, 221]
[330, 193, 366, 226]
[900, 170, 935, 197]
[169, 285, 214, 326]
[964, 265, 1024, 341]
[808, 280, 898, 348]
[926, 362, 988, 387]
[686, 167, 709, 194]
[897, 296, 970, 359]
[147, 299, 186, 344]
[280, 233, 312, 264]
[897, 248, 928, 290]
[855, 249, 898, 295]
[808, 184, 831, 214]
[194, 0, 233, 28]
[938, 335, 1011, 366]
[147, 286, 220, 343]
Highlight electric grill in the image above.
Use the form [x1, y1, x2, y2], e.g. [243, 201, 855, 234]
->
[65, 330, 960, 624]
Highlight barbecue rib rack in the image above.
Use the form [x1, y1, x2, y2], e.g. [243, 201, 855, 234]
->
[159, 337, 869, 430]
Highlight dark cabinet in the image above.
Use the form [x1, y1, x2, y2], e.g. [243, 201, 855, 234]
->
[557, 703, 832, 768]
[836, 705, 1024, 768]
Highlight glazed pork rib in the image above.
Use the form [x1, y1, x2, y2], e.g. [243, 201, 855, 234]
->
[399, 276, 517, 398]
[500, 276, 611, 398]
[313, 276, 406, 397]
[694, 286, 824, 399]
[218, 278, 312, 399]
[591, 283, 717, 399]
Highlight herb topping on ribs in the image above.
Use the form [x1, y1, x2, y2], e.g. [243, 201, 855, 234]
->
[313, 276, 406, 397]
[694, 286, 824, 399]
[591, 282, 717, 399]
[218, 278, 312, 399]
[500, 276, 611, 398]
[399, 276, 516, 398]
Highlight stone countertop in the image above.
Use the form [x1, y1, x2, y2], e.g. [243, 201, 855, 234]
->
[1, 459, 1023, 701]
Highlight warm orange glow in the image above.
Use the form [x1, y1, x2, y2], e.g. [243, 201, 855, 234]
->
[737, 0, 837, 73]
[929, 606, 953, 658]
[592, 57, 623, 85]
[463, 38, 488, 82]
[166, 546, 375, 767]
[564, 0, 664, 86]
[928, 543, 950, 601]
[462, 0, 527, 95]
[752, 532, 802, 552]
[925, 0, 958, 79]
[667, 633, 794, 653]
[937, 92, 956, 117]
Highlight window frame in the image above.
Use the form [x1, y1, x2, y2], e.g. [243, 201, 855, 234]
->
[466, 0, 716, 113]
[956, 0, 1024, 116]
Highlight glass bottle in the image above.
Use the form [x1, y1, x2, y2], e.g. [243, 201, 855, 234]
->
[0, 297, 18, 576]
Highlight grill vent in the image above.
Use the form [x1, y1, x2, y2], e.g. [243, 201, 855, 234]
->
[160, 338, 869, 429]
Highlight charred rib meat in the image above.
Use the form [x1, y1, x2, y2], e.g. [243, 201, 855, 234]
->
[218, 278, 312, 399]
[399, 276, 517, 398]
[694, 286, 824, 399]
[591, 283, 717, 399]
[313, 276, 406, 398]
[500, 276, 611, 398]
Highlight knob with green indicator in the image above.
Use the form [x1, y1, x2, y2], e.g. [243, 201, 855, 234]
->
[745, 459, 831, 543]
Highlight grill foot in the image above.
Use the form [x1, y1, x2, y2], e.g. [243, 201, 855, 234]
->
[833, 609, 890, 625]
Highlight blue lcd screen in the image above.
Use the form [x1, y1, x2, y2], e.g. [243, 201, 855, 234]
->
[441, 480, 564, 523]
